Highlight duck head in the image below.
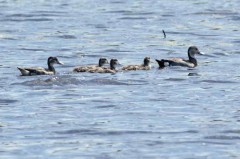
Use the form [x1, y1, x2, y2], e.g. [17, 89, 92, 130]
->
[48, 57, 64, 66]
[143, 57, 151, 66]
[188, 46, 204, 58]
[47, 57, 64, 72]
[98, 58, 109, 67]
[110, 59, 119, 70]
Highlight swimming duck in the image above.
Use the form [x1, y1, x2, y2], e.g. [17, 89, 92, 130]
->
[122, 57, 151, 71]
[73, 58, 108, 72]
[156, 46, 204, 68]
[89, 59, 119, 73]
[17, 56, 63, 76]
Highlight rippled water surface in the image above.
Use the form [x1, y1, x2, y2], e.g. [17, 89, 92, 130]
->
[1, 0, 240, 158]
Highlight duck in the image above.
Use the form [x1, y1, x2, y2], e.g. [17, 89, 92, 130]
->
[73, 58, 108, 72]
[89, 59, 119, 73]
[156, 46, 204, 68]
[17, 56, 63, 76]
[122, 57, 151, 71]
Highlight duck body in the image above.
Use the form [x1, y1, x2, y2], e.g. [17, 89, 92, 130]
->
[73, 58, 108, 72]
[17, 57, 63, 76]
[156, 46, 203, 68]
[156, 58, 196, 68]
[122, 57, 151, 71]
[18, 67, 55, 76]
[73, 66, 93, 72]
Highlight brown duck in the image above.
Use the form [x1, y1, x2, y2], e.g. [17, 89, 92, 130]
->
[73, 58, 108, 72]
[122, 57, 151, 71]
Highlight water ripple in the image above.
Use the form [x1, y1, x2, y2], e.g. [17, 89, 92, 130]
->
[119, 17, 148, 20]
[201, 80, 238, 84]
[221, 130, 240, 134]
[205, 135, 240, 140]
[19, 48, 47, 52]
[57, 35, 77, 39]
[12, 76, 140, 87]
[6, 13, 64, 18]
[88, 78, 139, 85]
[148, 140, 233, 146]
[168, 31, 218, 37]
[192, 11, 237, 15]
[55, 129, 199, 136]
[164, 78, 186, 81]
[3, 18, 53, 22]
[12, 76, 84, 87]
[32, 10, 68, 14]
[0, 99, 18, 106]
[101, 49, 133, 53]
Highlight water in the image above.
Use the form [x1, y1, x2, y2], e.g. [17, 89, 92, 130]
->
[0, 0, 240, 158]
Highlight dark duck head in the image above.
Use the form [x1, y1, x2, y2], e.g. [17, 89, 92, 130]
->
[110, 59, 119, 70]
[47, 57, 64, 73]
[143, 57, 151, 67]
[98, 58, 109, 67]
[187, 46, 204, 67]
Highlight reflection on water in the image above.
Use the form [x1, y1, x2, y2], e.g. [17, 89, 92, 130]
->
[0, 0, 240, 158]
[12, 76, 144, 87]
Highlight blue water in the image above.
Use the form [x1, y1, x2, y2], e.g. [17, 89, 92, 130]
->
[1, 0, 240, 158]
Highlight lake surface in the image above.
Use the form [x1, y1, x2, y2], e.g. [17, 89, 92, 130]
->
[0, 0, 240, 158]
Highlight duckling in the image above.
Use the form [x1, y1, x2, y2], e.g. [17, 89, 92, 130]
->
[122, 57, 151, 71]
[156, 46, 204, 68]
[73, 58, 108, 72]
[17, 56, 63, 76]
[89, 59, 119, 73]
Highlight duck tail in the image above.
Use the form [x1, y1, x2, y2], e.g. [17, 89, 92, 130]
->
[17, 67, 24, 72]
[17, 67, 29, 76]
[155, 59, 166, 68]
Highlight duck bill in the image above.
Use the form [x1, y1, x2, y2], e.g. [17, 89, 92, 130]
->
[198, 52, 205, 55]
[57, 61, 64, 65]
[116, 61, 121, 66]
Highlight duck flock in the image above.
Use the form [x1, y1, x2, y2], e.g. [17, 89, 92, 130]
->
[17, 46, 204, 76]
